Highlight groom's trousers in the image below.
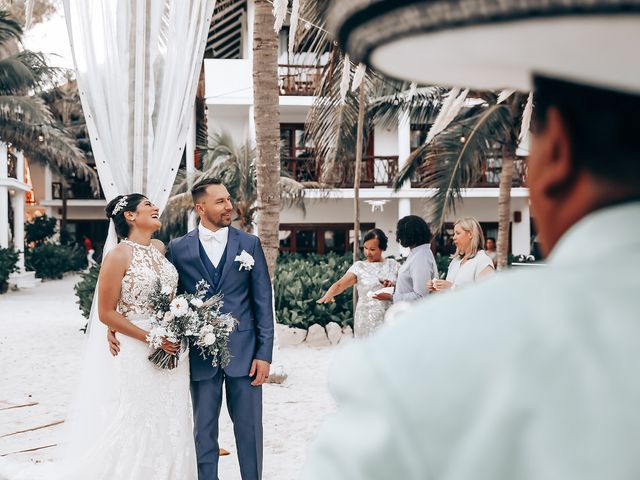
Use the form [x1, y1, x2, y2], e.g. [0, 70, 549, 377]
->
[191, 368, 263, 480]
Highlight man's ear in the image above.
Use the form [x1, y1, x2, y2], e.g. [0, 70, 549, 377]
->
[541, 107, 577, 198]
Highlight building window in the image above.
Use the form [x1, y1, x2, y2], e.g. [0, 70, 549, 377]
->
[280, 223, 375, 255]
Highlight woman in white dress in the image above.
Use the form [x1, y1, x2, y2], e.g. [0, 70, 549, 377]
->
[64, 193, 197, 479]
[428, 217, 494, 292]
[317, 229, 399, 337]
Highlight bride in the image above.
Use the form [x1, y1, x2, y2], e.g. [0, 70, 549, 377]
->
[64, 193, 197, 479]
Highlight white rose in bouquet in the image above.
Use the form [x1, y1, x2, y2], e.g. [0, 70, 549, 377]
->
[169, 296, 189, 317]
[162, 311, 174, 325]
[202, 332, 217, 346]
[190, 298, 204, 308]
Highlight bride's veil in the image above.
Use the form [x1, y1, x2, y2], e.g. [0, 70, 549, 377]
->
[55, 221, 120, 474]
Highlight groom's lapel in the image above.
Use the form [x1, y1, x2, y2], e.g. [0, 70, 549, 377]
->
[219, 226, 240, 287]
[188, 230, 214, 288]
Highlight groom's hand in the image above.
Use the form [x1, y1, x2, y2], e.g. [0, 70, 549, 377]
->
[250, 359, 270, 386]
[107, 329, 120, 357]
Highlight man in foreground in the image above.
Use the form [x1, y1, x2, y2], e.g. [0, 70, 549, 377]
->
[303, 74, 640, 479]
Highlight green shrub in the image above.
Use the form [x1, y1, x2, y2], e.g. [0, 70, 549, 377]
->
[0, 247, 19, 294]
[25, 243, 87, 279]
[25, 214, 57, 244]
[435, 252, 452, 278]
[275, 252, 354, 329]
[75, 263, 100, 320]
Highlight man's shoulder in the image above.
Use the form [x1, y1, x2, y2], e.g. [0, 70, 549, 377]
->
[232, 227, 260, 245]
[169, 229, 197, 249]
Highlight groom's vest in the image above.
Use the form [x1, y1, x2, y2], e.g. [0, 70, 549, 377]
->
[198, 240, 228, 291]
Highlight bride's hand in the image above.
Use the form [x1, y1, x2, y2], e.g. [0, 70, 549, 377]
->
[161, 338, 180, 356]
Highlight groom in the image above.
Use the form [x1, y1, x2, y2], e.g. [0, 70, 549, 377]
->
[173, 177, 274, 480]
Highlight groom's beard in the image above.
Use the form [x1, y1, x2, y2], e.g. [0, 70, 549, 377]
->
[204, 211, 232, 229]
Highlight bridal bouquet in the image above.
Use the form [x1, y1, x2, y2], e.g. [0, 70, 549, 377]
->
[146, 279, 237, 370]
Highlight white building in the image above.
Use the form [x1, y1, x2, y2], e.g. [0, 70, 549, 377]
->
[26, 0, 533, 259]
[204, 0, 533, 258]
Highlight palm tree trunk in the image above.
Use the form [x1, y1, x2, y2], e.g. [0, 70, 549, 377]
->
[252, 0, 281, 279]
[496, 146, 514, 270]
[353, 84, 365, 263]
[352, 84, 366, 312]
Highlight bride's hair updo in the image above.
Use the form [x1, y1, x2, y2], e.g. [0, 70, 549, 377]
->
[105, 193, 147, 239]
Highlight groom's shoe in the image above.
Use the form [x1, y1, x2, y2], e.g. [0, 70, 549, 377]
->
[219, 448, 231, 456]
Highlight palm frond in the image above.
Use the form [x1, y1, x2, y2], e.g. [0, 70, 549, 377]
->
[395, 104, 513, 232]
[0, 12, 22, 46]
[164, 132, 308, 234]
[0, 94, 52, 125]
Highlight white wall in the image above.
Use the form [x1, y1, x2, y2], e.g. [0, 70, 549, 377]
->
[207, 105, 251, 143]
[373, 125, 398, 156]
[205, 59, 253, 104]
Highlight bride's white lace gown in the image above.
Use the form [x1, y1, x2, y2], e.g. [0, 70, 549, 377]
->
[67, 240, 197, 479]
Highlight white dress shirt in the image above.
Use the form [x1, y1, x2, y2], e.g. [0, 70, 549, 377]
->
[304, 201, 640, 480]
[198, 224, 228, 268]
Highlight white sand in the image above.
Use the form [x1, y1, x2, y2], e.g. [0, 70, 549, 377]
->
[0, 275, 338, 479]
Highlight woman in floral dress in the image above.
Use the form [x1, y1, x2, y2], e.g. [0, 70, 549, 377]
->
[317, 229, 399, 337]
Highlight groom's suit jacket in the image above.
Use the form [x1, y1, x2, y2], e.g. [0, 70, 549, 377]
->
[167, 226, 274, 380]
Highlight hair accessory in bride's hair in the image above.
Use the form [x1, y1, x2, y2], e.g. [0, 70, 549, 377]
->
[111, 196, 129, 217]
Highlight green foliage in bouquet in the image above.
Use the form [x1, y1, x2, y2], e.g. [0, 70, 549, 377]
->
[275, 252, 354, 329]
[0, 247, 19, 294]
[26, 243, 88, 279]
[25, 214, 57, 244]
[75, 263, 100, 320]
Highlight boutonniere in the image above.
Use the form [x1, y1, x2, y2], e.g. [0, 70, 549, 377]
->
[234, 250, 255, 271]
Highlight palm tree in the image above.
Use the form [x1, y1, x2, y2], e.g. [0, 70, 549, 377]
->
[393, 92, 528, 267]
[0, 11, 97, 189]
[252, 0, 281, 279]
[160, 132, 308, 240]
[297, 1, 529, 268]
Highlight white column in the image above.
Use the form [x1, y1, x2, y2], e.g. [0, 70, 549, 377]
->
[397, 110, 411, 181]
[511, 202, 531, 256]
[0, 143, 9, 249]
[397, 111, 412, 255]
[397, 111, 412, 223]
[44, 165, 52, 200]
[245, 0, 255, 62]
[12, 191, 25, 271]
[13, 151, 25, 271]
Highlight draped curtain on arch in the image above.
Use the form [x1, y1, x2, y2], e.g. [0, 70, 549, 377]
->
[57, 0, 216, 461]
[63, 0, 215, 212]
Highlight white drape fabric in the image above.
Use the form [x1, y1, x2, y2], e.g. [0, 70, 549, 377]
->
[59, 0, 215, 467]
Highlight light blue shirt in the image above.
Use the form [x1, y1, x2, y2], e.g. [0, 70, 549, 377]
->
[304, 202, 640, 480]
[393, 244, 437, 303]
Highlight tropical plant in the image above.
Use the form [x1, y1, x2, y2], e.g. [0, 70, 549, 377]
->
[25, 213, 56, 244]
[275, 252, 354, 329]
[0, 11, 98, 191]
[75, 263, 100, 321]
[0, 246, 19, 294]
[393, 91, 529, 268]
[25, 242, 87, 279]
[161, 132, 308, 240]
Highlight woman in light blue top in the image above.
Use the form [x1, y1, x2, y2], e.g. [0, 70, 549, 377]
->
[389, 215, 437, 303]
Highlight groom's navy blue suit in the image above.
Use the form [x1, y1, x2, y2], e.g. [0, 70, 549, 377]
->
[168, 226, 274, 480]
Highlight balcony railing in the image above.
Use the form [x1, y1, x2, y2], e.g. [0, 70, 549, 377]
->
[278, 64, 324, 96]
[281, 155, 399, 188]
[411, 157, 527, 188]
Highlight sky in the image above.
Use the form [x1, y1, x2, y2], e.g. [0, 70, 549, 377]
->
[22, 3, 74, 70]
